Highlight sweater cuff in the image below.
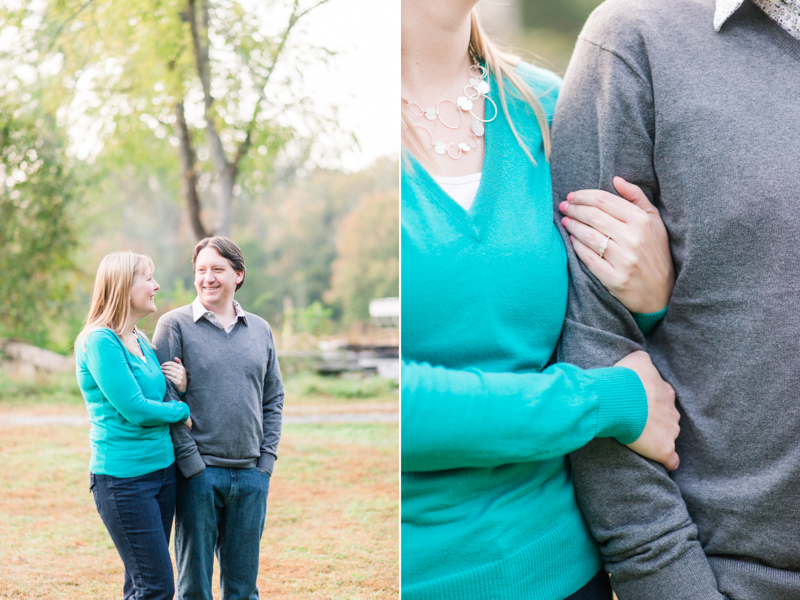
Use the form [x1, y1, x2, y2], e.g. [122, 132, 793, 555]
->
[591, 366, 648, 445]
[611, 544, 723, 600]
[631, 306, 667, 336]
[176, 401, 191, 423]
[257, 453, 276, 475]
[176, 451, 206, 478]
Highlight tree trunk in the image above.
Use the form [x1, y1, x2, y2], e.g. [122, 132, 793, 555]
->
[215, 167, 235, 238]
[174, 100, 209, 240]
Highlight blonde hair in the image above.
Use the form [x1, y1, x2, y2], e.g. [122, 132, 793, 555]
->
[76, 252, 154, 350]
[402, 9, 552, 171]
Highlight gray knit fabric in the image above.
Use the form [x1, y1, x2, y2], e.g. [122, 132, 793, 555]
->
[551, 1, 800, 599]
[153, 304, 284, 477]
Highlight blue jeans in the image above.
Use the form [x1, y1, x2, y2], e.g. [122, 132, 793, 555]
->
[90, 464, 177, 600]
[175, 466, 270, 600]
[564, 569, 612, 600]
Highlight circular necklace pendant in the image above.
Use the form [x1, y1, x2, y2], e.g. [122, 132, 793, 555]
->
[404, 63, 493, 161]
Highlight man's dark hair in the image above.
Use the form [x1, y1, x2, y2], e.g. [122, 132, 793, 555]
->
[192, 237, 246, 291]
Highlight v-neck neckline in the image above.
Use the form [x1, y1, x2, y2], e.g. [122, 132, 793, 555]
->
[408, 68, 503, 242]
[111, 329, 149, 364]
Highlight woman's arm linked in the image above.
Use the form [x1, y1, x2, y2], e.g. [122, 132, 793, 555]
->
[558, 176, 682, 468]
[85, 329, 190, 427]
[402, 351, 679, 472]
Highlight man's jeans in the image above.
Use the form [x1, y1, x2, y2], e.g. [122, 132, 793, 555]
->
[175, 466, 270, 600]
[91, 465, 177, 600]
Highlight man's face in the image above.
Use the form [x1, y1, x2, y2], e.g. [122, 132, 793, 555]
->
[194, 246, 244, 310]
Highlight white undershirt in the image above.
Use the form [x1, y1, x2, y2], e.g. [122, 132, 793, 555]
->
[432, 172, 483, 212]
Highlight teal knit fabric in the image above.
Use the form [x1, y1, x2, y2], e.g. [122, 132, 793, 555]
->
[401, 64, 648, 600]
[76, 328, 190, 477]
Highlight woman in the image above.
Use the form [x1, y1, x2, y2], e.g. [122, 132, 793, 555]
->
[75, 252, 192, 600]
[401, 2, 678, 599]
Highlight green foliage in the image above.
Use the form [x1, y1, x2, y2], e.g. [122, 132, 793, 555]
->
[520, 0, 604, 34]
[0, 373, 84, 406]
[294, 301, 333, 336]
[325, 188, 399, 324]
[0, 100, 82, 348]
[237, 158, 399, 323]
[8, 0, 331, 228]
[515, 0, 606, 74]
[0, 2, 398, 350]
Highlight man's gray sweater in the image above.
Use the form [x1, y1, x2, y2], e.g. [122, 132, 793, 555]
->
[153, 305, 283, 477]
[551, 1, 800, 599]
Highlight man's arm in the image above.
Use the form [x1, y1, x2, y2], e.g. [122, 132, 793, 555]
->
[257, 326, 284, 475]
[552, 22, 722, 600]
[153, 319, 205, 478]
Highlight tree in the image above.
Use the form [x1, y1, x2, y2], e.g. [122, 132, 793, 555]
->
[4, 0, 333, 240]
[0, 99, 82, 349]
[233, 158, 398, 322]
[325, 188, 399, 324]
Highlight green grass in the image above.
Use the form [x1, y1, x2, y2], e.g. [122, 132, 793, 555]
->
[0, 371, 398, 409]
[0, 377, 398, 599]
[0, 372, 84, 407]
[283, 373, 398, 400]
[0, 418, 398, 599]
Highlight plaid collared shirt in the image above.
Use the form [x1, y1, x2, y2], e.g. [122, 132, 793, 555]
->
[715, 0, 800, 39]
[191, 296, 248, 333]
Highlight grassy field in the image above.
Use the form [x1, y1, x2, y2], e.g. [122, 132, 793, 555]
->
[0, 373, 398, 599]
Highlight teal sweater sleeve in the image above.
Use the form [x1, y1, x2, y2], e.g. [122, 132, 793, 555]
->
[632, 307, 667, 336]
[85, 330, 190, 427]
[401, 360, 647, 472]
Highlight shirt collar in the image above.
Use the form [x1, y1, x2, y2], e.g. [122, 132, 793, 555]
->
[714, 0, 748, 30]
[715, 0, 800, 36]
[191, 296, 248, 325]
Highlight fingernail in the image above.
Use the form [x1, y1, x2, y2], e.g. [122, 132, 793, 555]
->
[561, 217, 569, 226]
[616, 176, 627, 183]
[559, 201, 568, 213]
[569, 235, 575, 241]
[567, 192, 574, 202]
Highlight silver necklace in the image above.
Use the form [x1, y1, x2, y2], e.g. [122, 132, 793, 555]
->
[403, 64, 497, 160]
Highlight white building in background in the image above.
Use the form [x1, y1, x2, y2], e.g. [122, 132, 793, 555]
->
[369, 297, 400, 328]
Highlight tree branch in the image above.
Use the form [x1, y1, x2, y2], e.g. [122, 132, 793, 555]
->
[231, 0, 330, 170]
[45, 0, 95, 51]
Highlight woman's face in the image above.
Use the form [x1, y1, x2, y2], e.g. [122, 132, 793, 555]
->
[130, 267, 159, 317]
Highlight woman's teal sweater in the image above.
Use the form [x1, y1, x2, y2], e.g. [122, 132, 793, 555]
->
[401, 64, 649, 600]
[76, 328, 190, 478]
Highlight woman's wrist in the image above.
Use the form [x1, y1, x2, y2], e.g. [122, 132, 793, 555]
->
[632, 306, 668, 336]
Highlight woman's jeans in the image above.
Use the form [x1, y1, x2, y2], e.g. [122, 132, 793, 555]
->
[564, 569, 613, 600]
[175, 466, 270, 600]
[90, 464, 177, 600]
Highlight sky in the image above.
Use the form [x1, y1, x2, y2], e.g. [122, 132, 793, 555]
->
[297, 0, 400, 171]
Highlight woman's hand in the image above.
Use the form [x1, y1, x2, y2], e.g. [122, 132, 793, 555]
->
[559, 177, 675, 314]
[615, 350, 680, 471]
[184, 415, 193, 430]
[161, 357, 187, 393]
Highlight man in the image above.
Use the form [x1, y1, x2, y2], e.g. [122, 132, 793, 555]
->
[552, 0, 800, 599]
[153, 237, 284, 600]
